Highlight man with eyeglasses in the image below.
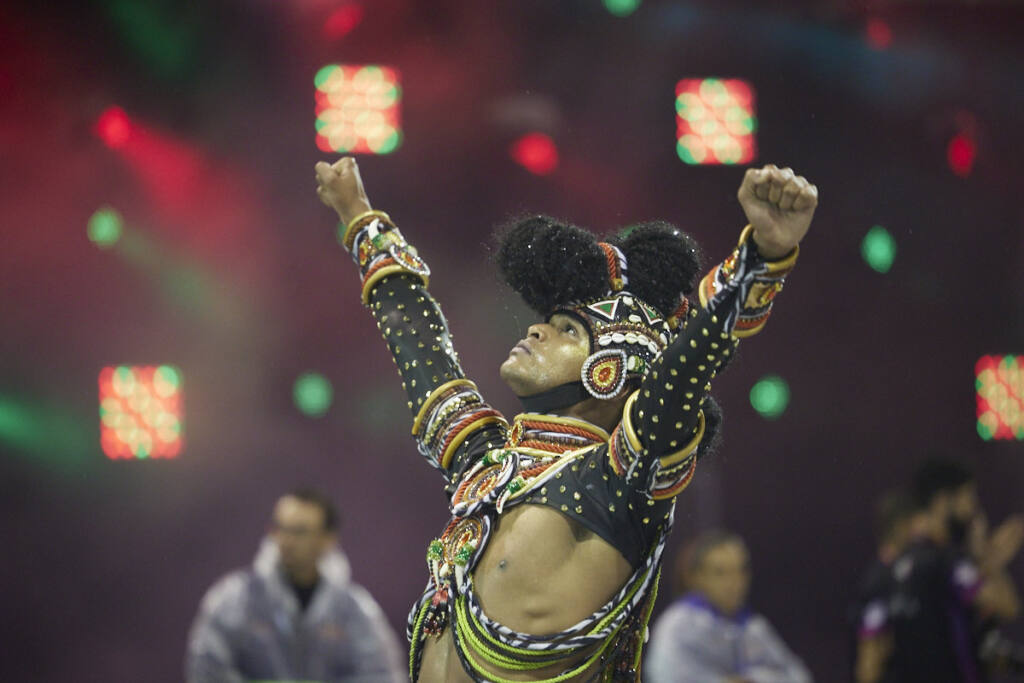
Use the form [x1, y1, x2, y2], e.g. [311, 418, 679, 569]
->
[186, 489, 405, 683]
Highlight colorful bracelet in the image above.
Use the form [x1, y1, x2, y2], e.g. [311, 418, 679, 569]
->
[341, 209, 393, 251]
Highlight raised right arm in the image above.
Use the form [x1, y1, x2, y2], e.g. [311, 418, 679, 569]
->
[317, 159, 507, 486]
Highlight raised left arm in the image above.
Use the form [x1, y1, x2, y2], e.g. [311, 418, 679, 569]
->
[612, 165, 817, 497]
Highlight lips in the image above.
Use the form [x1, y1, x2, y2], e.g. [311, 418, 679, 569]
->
[512, 341, 532, 355]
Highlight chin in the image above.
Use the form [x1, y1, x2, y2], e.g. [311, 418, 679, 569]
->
[499, 359, 536, 396]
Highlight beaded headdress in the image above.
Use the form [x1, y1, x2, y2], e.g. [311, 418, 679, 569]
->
[557, 243, 690, 400]
[496, 217, 699, 409]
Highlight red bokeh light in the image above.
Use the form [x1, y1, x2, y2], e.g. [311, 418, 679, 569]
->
[947, 133, 976, 178]
[976, 355, 1024, 440]
[510, 133, 559, 175]
[94, 106, 132, 148]
[99, 365, 184, 459]
[675, 78, 756, 165]
[323, 4, 364, 40]
[865, 19, 892, 50]
[315, 64, 402, 154]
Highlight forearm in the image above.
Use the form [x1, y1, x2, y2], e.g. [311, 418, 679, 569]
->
[185, 618, 244, 683]
[978, 569, 1021, 621]
[186, 654, 245, 683]
[855, 636, 889, 683]
[343, 210, 464, 408]
[645, 647, 727, 683]
[742, 621, 813, 683]
[343, 211, 505, 473]
[627, 226, 797, 466]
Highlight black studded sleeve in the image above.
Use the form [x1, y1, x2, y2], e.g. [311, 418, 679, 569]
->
[342, 211, 508, 488]
[609, 226, 798, 498]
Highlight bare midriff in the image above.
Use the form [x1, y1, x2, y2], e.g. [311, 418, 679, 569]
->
[417, 504, 633, 682]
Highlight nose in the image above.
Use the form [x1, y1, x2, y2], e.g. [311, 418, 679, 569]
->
[527, 323, 550, 341]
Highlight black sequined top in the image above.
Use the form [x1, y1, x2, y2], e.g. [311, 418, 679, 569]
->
[348, 214, 796, 567]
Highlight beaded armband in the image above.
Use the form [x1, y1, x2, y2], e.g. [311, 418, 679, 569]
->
[698, 225, 798, 338]
[341, 210, 431, 305]
[650, 412, 702, 501]
[414, 379, 507, 470]
[609, 390, 701, 499]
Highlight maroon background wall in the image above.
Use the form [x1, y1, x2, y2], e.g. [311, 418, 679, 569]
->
[2, 0, 1023, 680]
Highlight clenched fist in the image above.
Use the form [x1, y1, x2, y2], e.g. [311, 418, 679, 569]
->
[316, 156, 372, 226]
[737, 164, 818, 260]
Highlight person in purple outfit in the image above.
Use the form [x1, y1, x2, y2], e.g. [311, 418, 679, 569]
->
[646, 530, 811, 683]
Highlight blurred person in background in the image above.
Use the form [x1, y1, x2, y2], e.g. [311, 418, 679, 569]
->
[645, 530, 812, 683]
[185, 489, 405, 683]
[851, 489, 924, 683]
[858, 457, 1023, 683]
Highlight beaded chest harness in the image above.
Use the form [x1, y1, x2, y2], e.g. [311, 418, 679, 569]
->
[415, 414, 605, 638]
[407, 413, 670, 682]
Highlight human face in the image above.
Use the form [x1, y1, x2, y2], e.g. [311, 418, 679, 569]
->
[692, 542, 751, 617]
[945, 482, 979, 546]
[499, 312, 591, 397]
[949, 482, 979, 525]
[270, 496, 335, 582]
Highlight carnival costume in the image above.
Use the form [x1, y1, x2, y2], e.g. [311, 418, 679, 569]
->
[338, 211, 798, 682]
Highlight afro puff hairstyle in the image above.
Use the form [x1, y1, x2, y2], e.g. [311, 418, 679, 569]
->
[494, 215, 702, 318]
[494, 215, 722, 461]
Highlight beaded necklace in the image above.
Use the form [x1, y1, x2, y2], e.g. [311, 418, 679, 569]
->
[407, 413, 667, 682]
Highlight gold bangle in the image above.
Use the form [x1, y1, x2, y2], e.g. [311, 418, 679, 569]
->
[412, 379, 478, 436]
[361, 265, 429, 305]
[739, 224, 800, 273]
[617, 390, 644, 455]
[342, 209, 392, 251]
[440, 415, 507, 469]
[658, 409, 705, 469]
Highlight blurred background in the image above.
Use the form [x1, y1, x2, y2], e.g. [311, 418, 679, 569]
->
[2, 0, 1023, 679]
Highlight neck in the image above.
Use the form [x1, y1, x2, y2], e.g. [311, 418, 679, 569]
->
[516, 382, 589, 414]
[285, 566, 319, 587]
[878, 543, 899, 564]
[925, 512, 949, 546]
[558, 396, 627, 434]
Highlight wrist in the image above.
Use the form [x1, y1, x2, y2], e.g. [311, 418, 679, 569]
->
[750, 229, 795, 261]
[340, 208, 388, 251]
[339, 201, 373, 228]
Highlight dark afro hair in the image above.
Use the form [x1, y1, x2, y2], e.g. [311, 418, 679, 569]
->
[695, 396, 722, 462]
[495, 215, 722, 459]
[608, 221, 701, 318]
[495, 215, 609, 316]
[913, 457, 974, 508]
[495, 215, 702, 318]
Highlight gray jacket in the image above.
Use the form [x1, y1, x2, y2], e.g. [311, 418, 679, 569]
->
[645, 594, 812, 683]
[186, 539, 405, 683]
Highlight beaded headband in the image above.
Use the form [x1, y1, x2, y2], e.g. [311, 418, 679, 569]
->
[545, 243, 679, 401]
[520, 233, 693, 407]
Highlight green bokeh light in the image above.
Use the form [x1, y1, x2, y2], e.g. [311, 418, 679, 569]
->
[0, 395, 94, 471]
[153, 365, 182, 398]
[750, 375, 790, 420]
[294, 373, 333, 417]
[861, 225, 896, 273]
[314, 64, 339, 91]
[88, 208, 123, 248]
[677, 139, 703, 164]
[373, 130, 402, 155]
[103, 0, 199, 80]
[603, 0, 641, 17]
[977, 419, 994, 441]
